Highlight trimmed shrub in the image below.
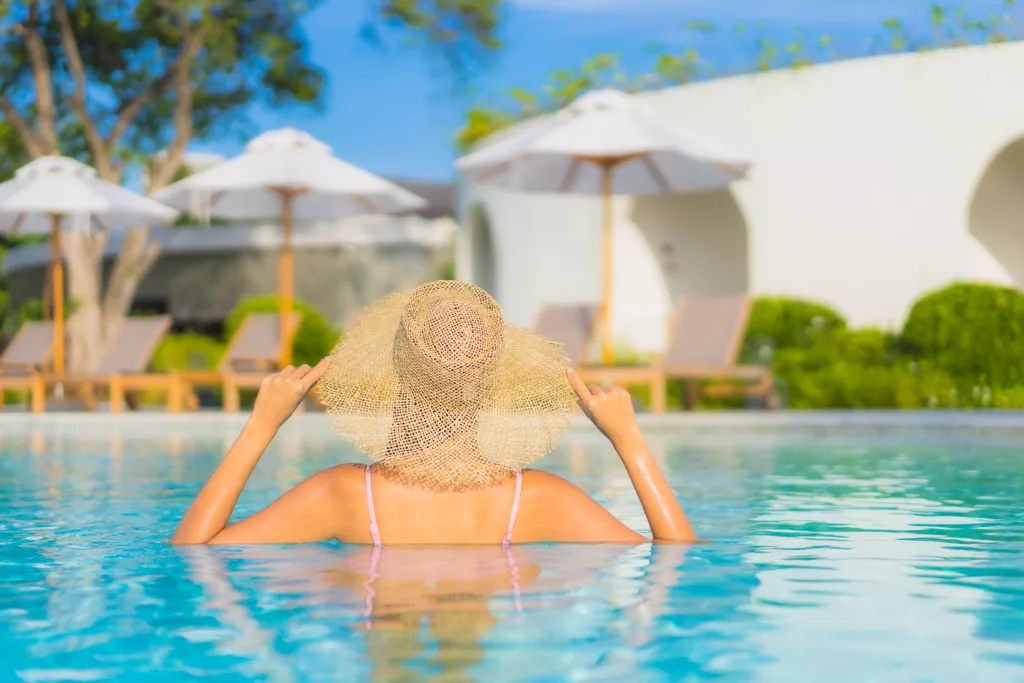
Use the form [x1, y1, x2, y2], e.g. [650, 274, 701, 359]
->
[743, 297, 847, 363]
[771, 328, 949, 408]
[225, 295, 340, 367]
[152, 333, 226, 372]
[746, 297, 848, 345]
[901, 282, 1024, 388]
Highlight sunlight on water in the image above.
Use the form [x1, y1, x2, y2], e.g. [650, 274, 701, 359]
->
[0, 424, 1021, 682]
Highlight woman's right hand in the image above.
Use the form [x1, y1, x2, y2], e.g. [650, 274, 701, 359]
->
[250, 359, 331, 435]
[568, 369, 642, 446]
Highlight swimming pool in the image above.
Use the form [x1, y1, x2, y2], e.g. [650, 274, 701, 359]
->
[1, 414, 1022, 682]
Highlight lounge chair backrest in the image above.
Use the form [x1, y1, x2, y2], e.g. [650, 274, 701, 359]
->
[0, 321, 55, 374]
[221, 312, 303, 372]
[533, 304, 599, 366]
[94, 316, 173, 374]
[662, 295, 751, 370]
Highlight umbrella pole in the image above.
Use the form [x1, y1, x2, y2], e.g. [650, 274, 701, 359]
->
[278, 190, 294, 368]
[600, 165, 614, 365]
[50, 214, 65, 377]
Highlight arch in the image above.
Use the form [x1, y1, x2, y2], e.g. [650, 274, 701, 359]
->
[468, 203, 498, 298]
[630, 189, 750, 302]
[969, 137, 1024, 288]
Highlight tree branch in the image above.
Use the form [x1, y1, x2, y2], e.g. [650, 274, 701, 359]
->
[146, 25, 205, 192]
[0, 93, 44, 157]
[106, 64, 180, 152]
[53, 0, 112, 178]
[15, 1, 58, 154]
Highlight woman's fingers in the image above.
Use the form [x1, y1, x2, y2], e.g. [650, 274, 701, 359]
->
[567, 369, 593, 404]
[278, 365, 296, 379]
[302, 358, 332, 390]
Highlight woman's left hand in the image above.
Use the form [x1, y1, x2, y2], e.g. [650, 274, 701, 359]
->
[250, 359, 331, 434]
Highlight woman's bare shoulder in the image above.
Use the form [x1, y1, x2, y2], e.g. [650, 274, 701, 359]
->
[518, 469, 646, 543]
[521, 469, 584, 493]
[520, 469, 615, 511]
[299, 463, 366, 506]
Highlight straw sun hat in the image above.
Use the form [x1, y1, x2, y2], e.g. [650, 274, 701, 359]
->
[317, 280, 579, 490]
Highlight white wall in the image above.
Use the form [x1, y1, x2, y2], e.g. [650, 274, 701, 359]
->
[457, 42, 1024, 354]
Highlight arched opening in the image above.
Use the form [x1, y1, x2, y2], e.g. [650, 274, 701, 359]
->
[631, 189, 750, 302]
[468, 203, 497, 298]
[969, 137, 1024, 288]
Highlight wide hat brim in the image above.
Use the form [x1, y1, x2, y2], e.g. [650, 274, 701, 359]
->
[317, 281, 580, 489]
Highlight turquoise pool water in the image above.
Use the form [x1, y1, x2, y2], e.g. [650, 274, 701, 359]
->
[0, 420, 1022, 682]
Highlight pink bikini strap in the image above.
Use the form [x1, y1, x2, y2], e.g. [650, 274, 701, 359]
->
[502, 470, 523, 548]
[503, 470, 524, 612]
[365, 466, 381, 547]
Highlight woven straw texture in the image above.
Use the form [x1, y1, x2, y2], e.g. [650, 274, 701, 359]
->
[318, 281, 578, 490]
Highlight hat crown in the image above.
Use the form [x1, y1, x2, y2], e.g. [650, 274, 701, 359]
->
[393, 281, 504, 404]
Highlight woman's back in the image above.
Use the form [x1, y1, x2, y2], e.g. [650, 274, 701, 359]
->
[356, 465, 521, 546]
[323, 463, 647, 546]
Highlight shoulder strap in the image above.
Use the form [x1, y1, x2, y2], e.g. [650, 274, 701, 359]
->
[502, 470, 523, 547]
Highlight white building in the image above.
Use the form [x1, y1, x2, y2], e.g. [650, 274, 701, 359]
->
[455, 42, 1024, 354]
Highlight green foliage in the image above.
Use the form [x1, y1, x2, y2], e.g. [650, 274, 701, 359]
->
[441, 261, 456, 280]
[0, 0, 326, 184]
[771, 328, 951, 409]
[1, 298, 44, 339]
[901, 282, 1024, 387]
[375, 0, 501, 49]
[457, 53, 635, 151]
[225, 296, 340, 367]
[737, 288, 1024, 410]
[152, 333, 226, 372]
[743, 297, 847, 361]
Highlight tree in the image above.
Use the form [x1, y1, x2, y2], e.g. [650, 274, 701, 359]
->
[0, 0, 327, 370]
[0, 1, 502, 370]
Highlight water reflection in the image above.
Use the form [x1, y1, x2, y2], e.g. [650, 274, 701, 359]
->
[177, 542, 695, 682]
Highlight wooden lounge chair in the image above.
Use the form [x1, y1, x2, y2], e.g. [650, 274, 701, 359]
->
[39, 315, 181, 413]
[576, 295, 775, 413]
[533, 304, 599, 368]
[178, 312, 303, 412]
[0, 321, 54, 413]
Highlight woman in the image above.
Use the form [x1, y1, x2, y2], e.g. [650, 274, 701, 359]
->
[172, 281, 697, 546]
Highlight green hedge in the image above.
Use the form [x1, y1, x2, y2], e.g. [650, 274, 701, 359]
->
[225, 295, 340, 367]
[743, 297, 847, 362]
[772, 329, 955, 409]
[741, 286, 1024, 410]
[901, 283, 1024, 388]
[152, 333, 226, 372]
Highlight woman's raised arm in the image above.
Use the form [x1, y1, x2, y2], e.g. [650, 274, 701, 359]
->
[567, 370, 698, 543]
[171, 360, 331, 545]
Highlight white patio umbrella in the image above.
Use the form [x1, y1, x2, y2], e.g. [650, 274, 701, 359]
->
[456, 88, 750, 364]
[0, 156, 179, 376]
[153, 127, 427, 366]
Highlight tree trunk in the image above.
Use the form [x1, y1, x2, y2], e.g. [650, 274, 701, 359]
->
[101, 227, 162, 344]
[62, 227, 163, 372]
[63, 231, 107, 372]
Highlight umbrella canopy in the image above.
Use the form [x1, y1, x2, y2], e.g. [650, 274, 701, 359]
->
[153, 127, 427, 220]
[0, 156, 179, 377]
[456, 88, 751, 364]
[0, 156, 178, 234]
[152, 128, 428, 366]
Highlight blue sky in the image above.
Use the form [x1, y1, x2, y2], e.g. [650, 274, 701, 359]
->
[197, 0, 1016, 182]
